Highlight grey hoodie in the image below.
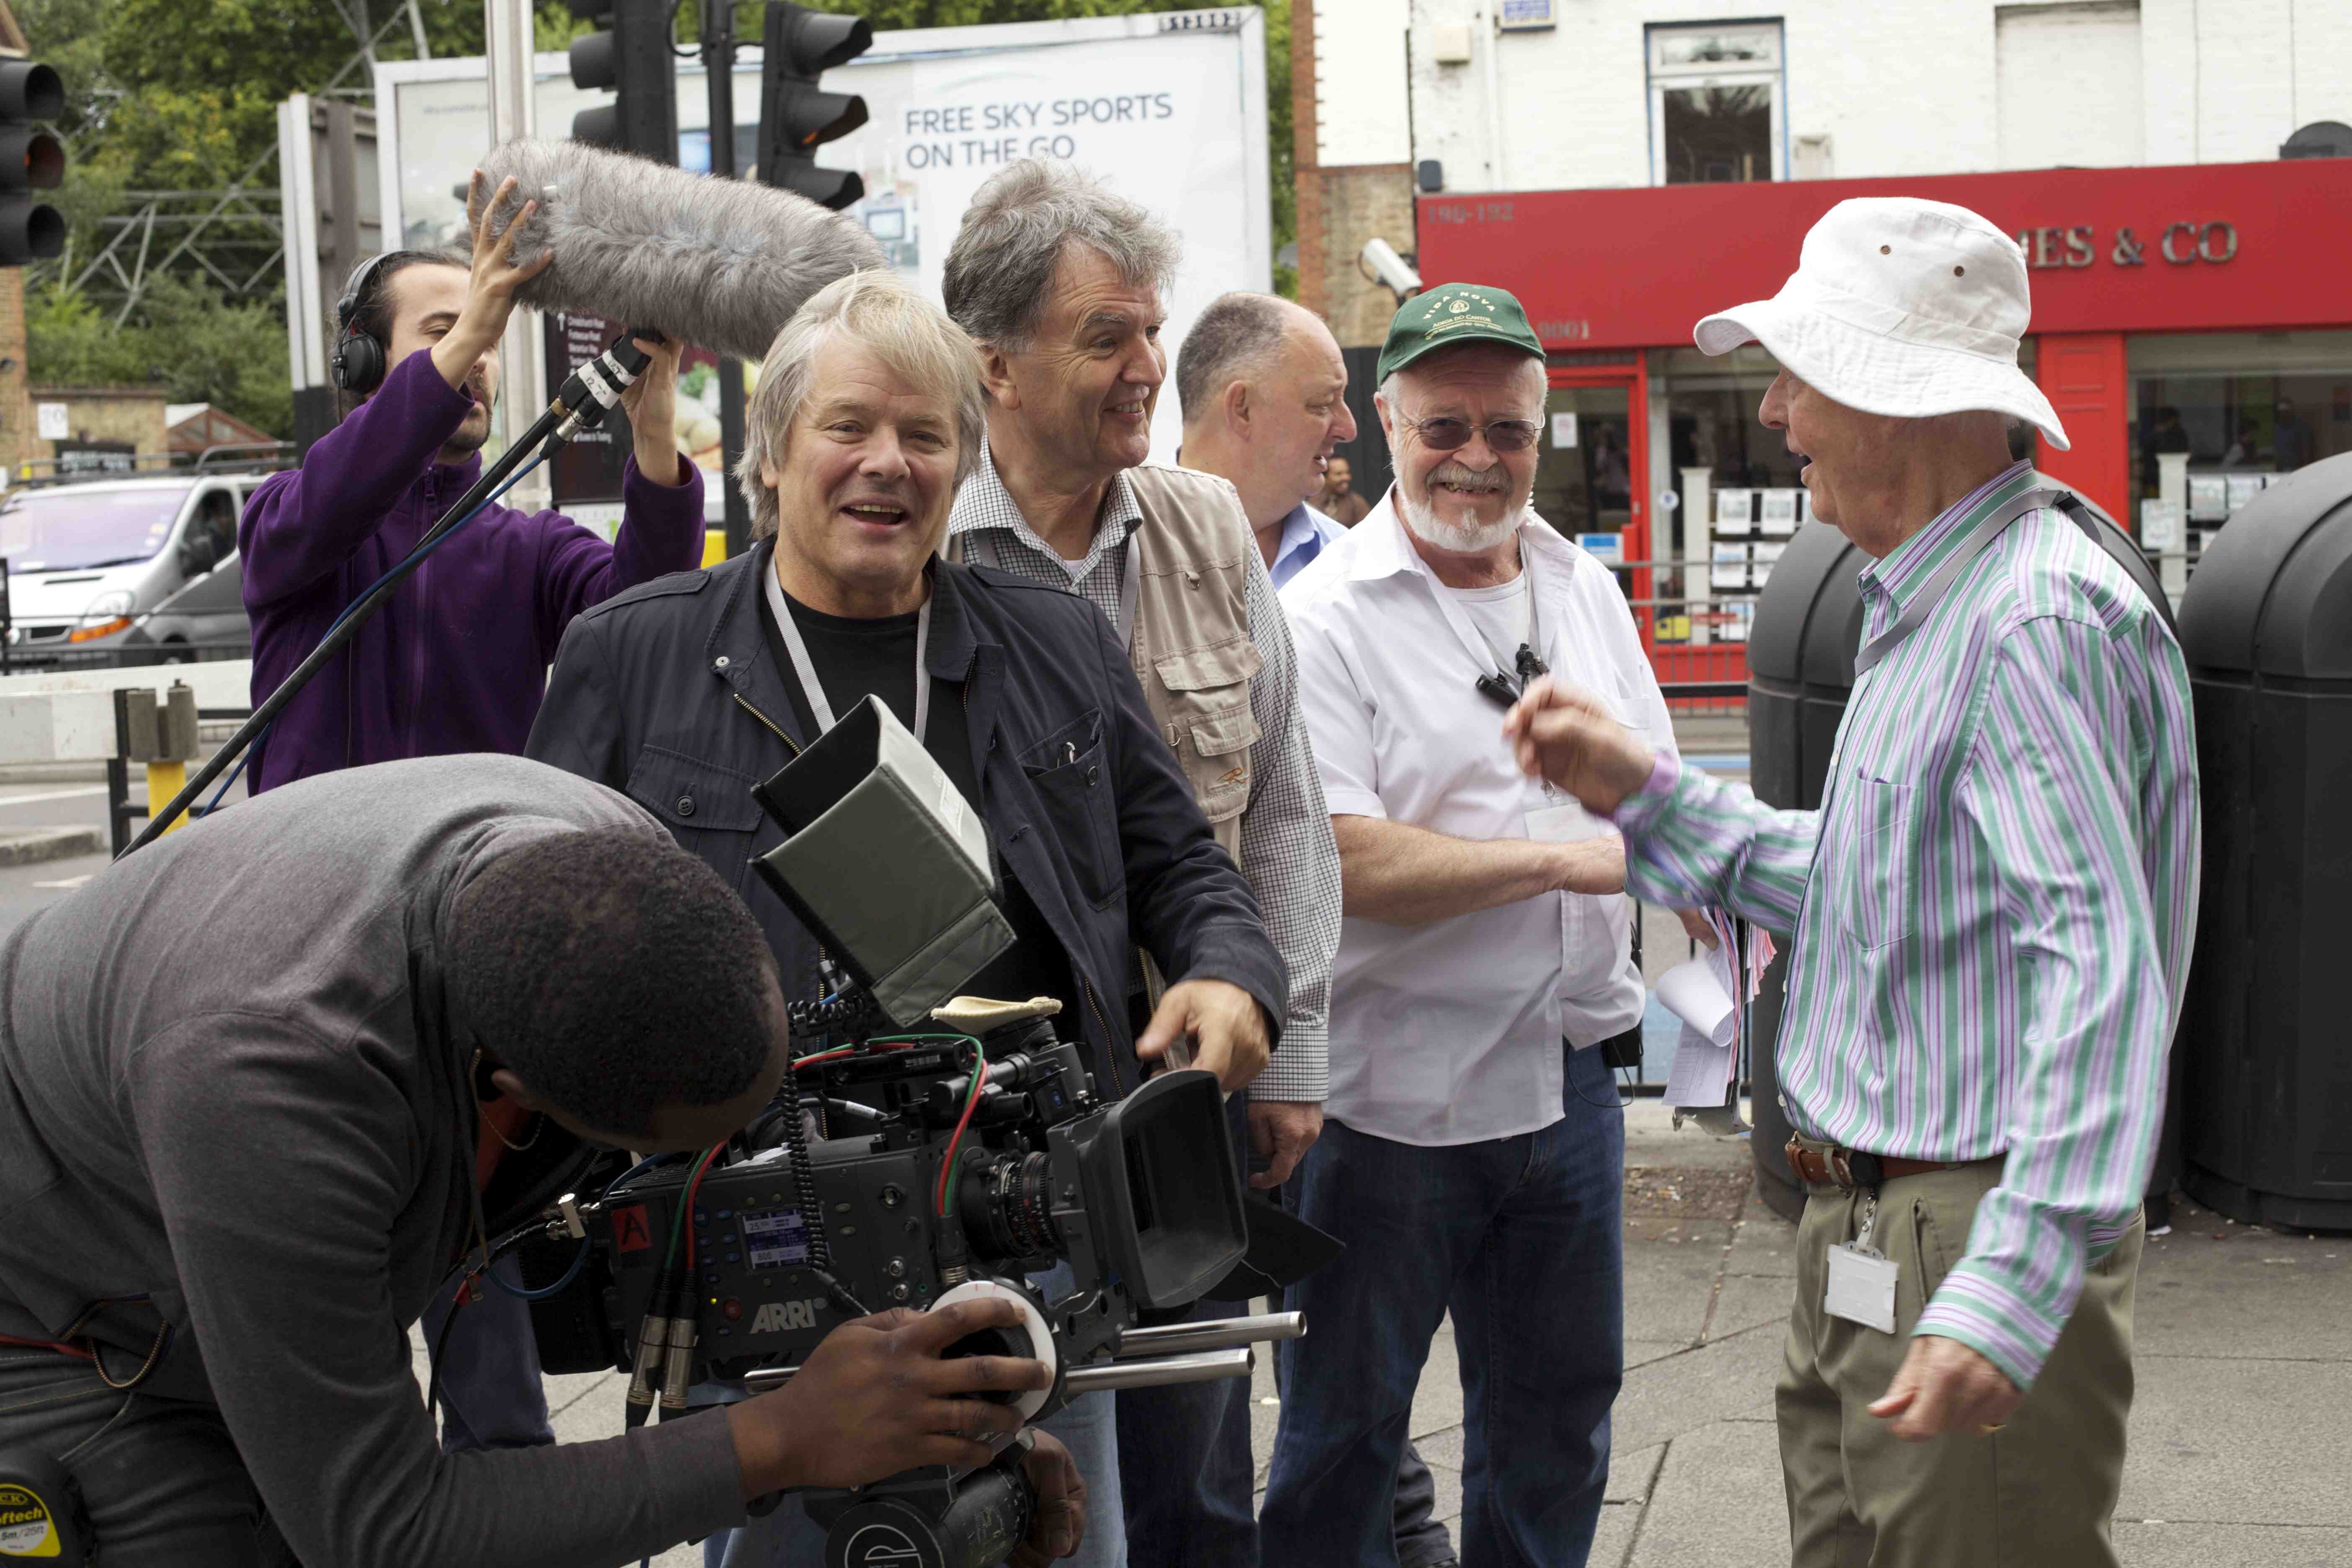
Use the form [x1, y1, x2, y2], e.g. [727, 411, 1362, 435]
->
[0, 754, 745, 1567]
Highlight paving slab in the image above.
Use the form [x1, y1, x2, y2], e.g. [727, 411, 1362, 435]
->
[2118, 1354, 2352, 1527]
[1625, 1419, 1789, 1568]
[1722, 1211, 1800, 1278]
[2133, 1208, 2351, 1362]
[1622, 1234, 1727, 1346]
[1706, 1269, 1797, 1343]
[1626, 1338, 1688, 1371]
[2114, 1520, 2352, 1568]
[1589, 1498, 1643, 1567]
[1612, 1319, 1790, 1457]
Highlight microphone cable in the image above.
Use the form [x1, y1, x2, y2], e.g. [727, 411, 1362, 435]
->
[122, 330, 663, 854]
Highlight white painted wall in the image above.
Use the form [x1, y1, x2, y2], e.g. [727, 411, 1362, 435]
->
[1997, 2, 2145, 169]
[1379, 0, 2352, 193]
[1314, 0, 1413, 166]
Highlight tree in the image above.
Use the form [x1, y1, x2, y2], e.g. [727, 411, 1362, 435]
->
[26, 272, 294, 438]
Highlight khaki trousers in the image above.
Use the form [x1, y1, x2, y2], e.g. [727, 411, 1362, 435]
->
[1778, 1156, 2143, 1568]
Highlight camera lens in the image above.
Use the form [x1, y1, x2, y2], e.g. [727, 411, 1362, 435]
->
[958, 1151, 1061, 1261]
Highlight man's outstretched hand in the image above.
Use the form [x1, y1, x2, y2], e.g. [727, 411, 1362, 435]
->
[725, 1296, 1051, 1497]
[1137, 978, 1272, 1094]
[1500, 677, 1658, 817]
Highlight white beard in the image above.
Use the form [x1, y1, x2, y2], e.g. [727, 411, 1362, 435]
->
[1398, 487, 1520, 553]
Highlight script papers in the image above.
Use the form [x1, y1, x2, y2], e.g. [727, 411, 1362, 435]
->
[1656, 911, 1774, 1127]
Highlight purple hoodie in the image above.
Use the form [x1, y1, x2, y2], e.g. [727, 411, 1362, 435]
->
[240, 348, 704, 792]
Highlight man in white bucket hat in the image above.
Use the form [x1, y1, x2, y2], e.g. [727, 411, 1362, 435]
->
[1499, 197, 2200, 1566]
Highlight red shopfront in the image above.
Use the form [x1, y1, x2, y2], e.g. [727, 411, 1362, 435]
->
[1416, 157, 2352, 685]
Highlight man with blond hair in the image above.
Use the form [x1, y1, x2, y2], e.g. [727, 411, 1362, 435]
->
[529, 270, 1288, 1568]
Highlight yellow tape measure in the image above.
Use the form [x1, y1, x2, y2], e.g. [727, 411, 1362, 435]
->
[0, 1450, 90, 1563]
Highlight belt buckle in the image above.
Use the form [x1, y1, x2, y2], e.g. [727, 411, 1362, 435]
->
[1783, 1136, 1808, 1188]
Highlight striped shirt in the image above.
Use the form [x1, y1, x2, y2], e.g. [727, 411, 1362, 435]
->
[950, 445, 1341, 1103]
[1614, 460, 2199, 1388]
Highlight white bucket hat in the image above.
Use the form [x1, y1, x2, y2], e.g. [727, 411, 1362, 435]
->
[1693, 196, 2069, 450]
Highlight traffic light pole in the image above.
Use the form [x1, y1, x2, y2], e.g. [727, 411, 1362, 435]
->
[703, 2, 754, 560]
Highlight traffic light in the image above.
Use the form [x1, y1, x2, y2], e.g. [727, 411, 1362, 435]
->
[0, 61, 63, 266]
[570, 0, 678, 162]
[756, 3, 871, 210]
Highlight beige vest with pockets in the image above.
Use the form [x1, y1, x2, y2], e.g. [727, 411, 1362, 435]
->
[954, 463, 1262, 865]
[1121, 464, 1262, 864]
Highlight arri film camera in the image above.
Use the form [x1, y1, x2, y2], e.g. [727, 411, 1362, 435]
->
[521, 699, 1305, 1568]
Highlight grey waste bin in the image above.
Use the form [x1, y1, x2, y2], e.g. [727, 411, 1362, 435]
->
[2174, 451, 2352, 1232]
[1742, 480, 2173, 1224]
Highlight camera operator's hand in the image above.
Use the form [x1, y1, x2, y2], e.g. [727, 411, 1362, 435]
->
[440, 171, 554, 397]
[1137, 978, 1271, 1094]
[723, 1297, 1050, 1498]
[1008, 1431, 1087, 1565]
[618, 334, 687, 486]
[1249, 1100, 1323, 1190]
[1501, 677, 1661, 818]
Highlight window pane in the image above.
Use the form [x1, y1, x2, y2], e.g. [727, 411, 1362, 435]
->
[1661, 85, 1774, 184]
[1655, 29, 1776, 69]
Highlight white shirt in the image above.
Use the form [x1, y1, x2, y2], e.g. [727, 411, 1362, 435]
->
[1280, 493, 1677, 1146]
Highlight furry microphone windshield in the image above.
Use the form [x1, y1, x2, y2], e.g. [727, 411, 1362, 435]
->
[474, 139, 886, 364]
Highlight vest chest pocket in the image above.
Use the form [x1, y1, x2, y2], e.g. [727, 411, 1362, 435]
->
[1152, 638, 1263, 825]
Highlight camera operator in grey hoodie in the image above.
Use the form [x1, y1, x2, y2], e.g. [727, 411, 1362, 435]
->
[0, 754, 1081, 1568]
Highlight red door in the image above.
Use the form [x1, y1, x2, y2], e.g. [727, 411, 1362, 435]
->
[2036, 332, 2131, 526]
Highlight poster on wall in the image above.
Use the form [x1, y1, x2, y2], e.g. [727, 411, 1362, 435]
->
[374, 9, 1270, 497]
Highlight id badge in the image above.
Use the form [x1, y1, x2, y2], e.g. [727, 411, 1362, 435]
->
[1824, 1243, 1899, 1333]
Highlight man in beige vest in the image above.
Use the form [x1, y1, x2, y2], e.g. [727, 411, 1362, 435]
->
[942, 159, 1342, 1568]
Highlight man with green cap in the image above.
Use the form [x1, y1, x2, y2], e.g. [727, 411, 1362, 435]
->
[1262, 284, 1681, 1565]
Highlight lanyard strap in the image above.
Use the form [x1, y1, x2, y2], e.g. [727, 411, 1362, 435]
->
[763, 560, 931, 743]
[1425, 536, 1544, 683]
[1852, 488, 2061, 677]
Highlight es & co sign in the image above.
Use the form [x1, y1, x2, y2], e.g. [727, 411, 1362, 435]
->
[2012, 221, 2239, 270]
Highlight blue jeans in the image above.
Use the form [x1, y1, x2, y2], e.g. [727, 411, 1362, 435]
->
[714, 1260, 1127, 1568]
[421, 1256, 554, 1451]
[1261, 1044, 1626, 1568]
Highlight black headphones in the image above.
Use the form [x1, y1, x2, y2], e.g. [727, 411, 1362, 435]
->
[330, 253, 392, 396]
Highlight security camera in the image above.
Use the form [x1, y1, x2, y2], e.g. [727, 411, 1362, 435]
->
[1359, 237, 1422, 302]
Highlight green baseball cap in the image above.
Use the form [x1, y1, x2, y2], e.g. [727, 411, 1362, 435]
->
[1376, 282, 1545, 384]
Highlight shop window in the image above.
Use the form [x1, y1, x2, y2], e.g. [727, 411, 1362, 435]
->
[1648, 21, 1784, 186]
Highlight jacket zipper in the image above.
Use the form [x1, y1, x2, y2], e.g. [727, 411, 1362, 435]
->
[732, 690, 800, 754]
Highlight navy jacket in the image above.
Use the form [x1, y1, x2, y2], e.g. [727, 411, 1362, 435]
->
[524, 542, 1287, 1094]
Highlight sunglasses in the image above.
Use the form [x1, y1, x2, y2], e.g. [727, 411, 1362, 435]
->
[1398, 413, 1542, 453]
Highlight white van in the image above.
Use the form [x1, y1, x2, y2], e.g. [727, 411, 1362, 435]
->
[0, 476, 258, 665]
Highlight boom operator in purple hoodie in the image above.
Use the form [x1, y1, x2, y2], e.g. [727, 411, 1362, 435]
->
[239, 169, 704, 791]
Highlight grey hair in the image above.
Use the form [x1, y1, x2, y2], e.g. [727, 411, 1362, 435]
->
[1176, 291, 1295, 425]
[941, 160, 1180, 354]
[734, 271, 988, 542]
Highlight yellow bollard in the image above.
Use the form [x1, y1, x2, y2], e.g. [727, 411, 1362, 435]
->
[147, 760, 188, 833]
[702, 528, 727, 568]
